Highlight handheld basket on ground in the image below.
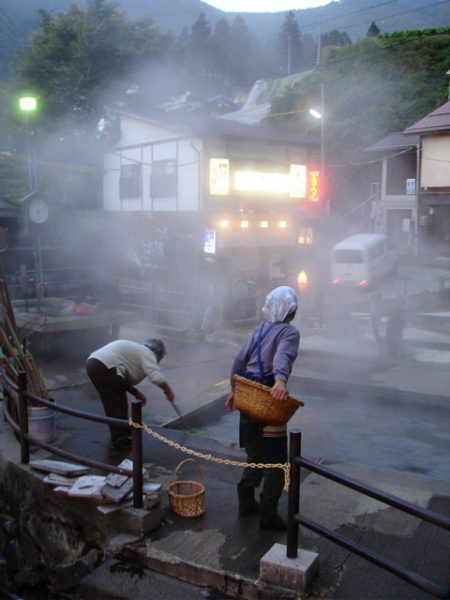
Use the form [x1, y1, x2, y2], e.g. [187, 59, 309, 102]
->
[168, 458, 205, 518]
[233, 374, 304, 426]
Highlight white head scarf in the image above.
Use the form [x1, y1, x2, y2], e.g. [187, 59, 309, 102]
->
[262, 286, 298, 323]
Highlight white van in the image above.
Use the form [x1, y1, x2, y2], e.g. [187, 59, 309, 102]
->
[331, 233, 397, 288]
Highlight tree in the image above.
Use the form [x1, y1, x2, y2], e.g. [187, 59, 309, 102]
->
[186, 12, 212, 91]
[321, 29, 352, 48]
[229, 16, 260, 88]
[276, 11, 302, 75]
[17, 0, 173, 127]
[367, 22, 381, 37]
[210, 18, 232, 88]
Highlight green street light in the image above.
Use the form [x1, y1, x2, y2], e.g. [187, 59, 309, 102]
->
[19, 96, 37, 112]
[19, 95, 38, 193]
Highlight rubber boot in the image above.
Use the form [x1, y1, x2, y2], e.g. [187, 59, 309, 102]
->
[237, 484, 260, 516]
[259, 494, 287, 530]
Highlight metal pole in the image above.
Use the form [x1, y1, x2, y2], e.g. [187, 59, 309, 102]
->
[131, 400, 143, 509]
[287, 429, 302, 558]
[320, 82, 327, 214]
[414, 143, 420, 257]
[18, 370, 30, 464]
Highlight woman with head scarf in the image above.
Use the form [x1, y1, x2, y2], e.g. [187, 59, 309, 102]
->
[225, 286, 300, 530]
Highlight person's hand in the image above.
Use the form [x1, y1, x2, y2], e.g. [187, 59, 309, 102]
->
[225, 392, 235, 412]
[271, 379, 288, 401]
[158, 382, 174, 403]
[130, 387, 147, 406]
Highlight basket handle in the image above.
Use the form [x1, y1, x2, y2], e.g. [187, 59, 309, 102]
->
[169, 458, 204, 487]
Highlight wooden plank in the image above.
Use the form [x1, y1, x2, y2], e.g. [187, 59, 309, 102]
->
[30, 459, 90, 476]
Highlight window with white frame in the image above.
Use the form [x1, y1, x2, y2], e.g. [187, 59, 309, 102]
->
[150, 160, 177, 198]
[119, 163, 142, 199]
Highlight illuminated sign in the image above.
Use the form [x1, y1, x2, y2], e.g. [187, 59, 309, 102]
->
[308, 170, 320, 202]
[235, 171, 289, 194]
[210, 159, 309, 199]
[203, 229, 216, 254]
[234, 164, 307, 198]
[210, 158, 229, 195]
[406, 178, 416, 195]
[289, 164, 307, 198]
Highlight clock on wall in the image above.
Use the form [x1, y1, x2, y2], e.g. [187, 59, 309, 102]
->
[28, 198, 49, 225]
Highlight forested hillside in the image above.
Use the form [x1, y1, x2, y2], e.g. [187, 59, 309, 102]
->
[1, 0, 449, 207]
[267, 26, 450, 206]
[2, 0, 450, 76]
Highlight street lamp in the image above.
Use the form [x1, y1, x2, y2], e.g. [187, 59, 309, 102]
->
[18, 95, 45, 309]
[309, 82, 325, 211]
[18, 95, 38, 193]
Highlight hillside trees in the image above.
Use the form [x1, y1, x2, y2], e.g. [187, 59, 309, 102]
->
[267, 27, 450, 208]
[275, 11, 302, 76]
[17, 0, 174, 127]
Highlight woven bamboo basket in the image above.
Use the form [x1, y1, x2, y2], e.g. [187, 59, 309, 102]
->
[233, 374, 304, 426]
[168, 458, 205, 518]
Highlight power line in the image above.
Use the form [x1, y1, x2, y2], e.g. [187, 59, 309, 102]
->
[299, 0, 450, 37]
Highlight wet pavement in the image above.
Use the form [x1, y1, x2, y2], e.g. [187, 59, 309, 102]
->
[1, 256, 450, 599]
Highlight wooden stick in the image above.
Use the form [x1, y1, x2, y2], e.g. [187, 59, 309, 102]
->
[0, 258, 17, 331]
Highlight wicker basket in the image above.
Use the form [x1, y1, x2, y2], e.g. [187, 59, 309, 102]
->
[233, 374, 304, 426]
[168, 458, 205, 518]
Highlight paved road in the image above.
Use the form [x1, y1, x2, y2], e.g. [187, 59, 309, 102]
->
[182, 378, 450, 481]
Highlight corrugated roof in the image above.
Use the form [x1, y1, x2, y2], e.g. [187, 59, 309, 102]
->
[404, 101, 450, 135]
[366, 131, 420, 152]
[221, 71, 313, 126]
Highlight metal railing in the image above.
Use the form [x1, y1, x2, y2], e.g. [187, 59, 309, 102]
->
[1, 368, 144, 508]
[287, 430, 450, 599]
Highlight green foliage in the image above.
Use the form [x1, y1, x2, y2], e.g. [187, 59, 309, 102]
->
[367, 22, 380, 37]
[321, 30, 352, 48]
[0, 154, 27, 203]
[276, 11, 302, 75]
[270, 27, 450, 165]
[16, 0, 173, 124]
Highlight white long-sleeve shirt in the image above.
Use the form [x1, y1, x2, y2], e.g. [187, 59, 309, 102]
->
[88, 340, 166, 386]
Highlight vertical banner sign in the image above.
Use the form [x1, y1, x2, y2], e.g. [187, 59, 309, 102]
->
[289, 164, 307, 198]
[209, 158, 229, 195]
[308, 169, 320, 202]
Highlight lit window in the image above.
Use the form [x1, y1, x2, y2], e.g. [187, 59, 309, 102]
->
[260, 220, 268, 229]
[219, 220, 230, 229]
[298, 227, 314, 245]
[240, 220, 249, 229]
[278, 220, 287, 229]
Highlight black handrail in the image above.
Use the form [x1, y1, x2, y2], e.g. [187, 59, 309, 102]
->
[1, 368, 143, 507]
[287, 430, 450, 599]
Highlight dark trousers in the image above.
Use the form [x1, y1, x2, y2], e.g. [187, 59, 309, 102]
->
[86, 358, 130, 445]
[239, 417, 286, 501]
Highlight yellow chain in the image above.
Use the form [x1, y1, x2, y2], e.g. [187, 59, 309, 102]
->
[128, 418, 290, 491]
